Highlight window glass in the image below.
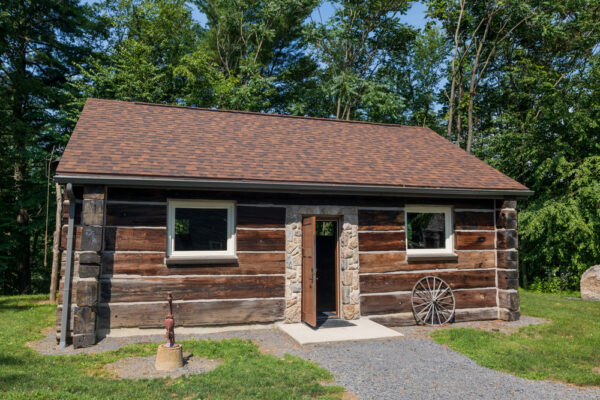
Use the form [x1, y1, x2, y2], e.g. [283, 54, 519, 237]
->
[174, 208, 227, 251]
[406, 212, 446, 249]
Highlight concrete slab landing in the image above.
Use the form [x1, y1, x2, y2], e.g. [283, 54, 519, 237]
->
[277, 318, 403, 345]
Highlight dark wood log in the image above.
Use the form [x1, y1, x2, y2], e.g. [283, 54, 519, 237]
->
[360, 288, 497, 315]
[455, 231, 495, 250]
[454, 307, 498, 322]
[497, 229, 518, 249]
[454, 288, 497, 309]
[107, 187, 167, 202]
[73, 306, 96, 334]
[358, 210, 404, 231]
[409, 199, 494, 209]
[61, 201, 81, 225]
[358, 251, 494, 273]
[75, 280, 98, 307]
[236, 229, 285, 251]
[97, 298, 285, 329]
[498, 290, 519, 310]
[500, 200, 517, 209]
[358, 231, 406, 251]
[368, 312, 416, 327]
[360, 294, 411, 315]
[83, 185, 105, 199]
[102, 252, 285, 276]
[104, 227, 166, 251]
[359, 252, 407, 273]
[454, 211, 494, 230]
[82, 199, 104, 226]
[237, 206, 286, 228]
[360, 269, 496, 294]
[496, 209, 518, 229]
[105, 203, 166, 226]
[100, 275, 285, 302]
[80, 226, 103, 252]
[498, 308, 520, 321]
[497, 269, 519, 290]
[60, 225, 82, 250]
[497, 250, 518, 269]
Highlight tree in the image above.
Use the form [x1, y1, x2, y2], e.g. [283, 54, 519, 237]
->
[303, 0, 412, 121]
[475, 0, 600, 289]
[430, 0, 532, 151]
[73, 0, 203, 105]
[193, 0, 319, 111]
[0, 0, 107, 293]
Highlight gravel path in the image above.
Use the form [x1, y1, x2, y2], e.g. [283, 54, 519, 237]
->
[29, 319, 600, 399]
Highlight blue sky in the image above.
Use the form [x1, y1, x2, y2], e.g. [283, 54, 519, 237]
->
[84, 1, 430, 30]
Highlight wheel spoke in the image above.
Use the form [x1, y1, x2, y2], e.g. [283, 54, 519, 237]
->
[412, 276, 455, 325]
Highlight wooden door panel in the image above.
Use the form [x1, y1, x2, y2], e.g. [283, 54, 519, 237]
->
[301, 216, 317, 327]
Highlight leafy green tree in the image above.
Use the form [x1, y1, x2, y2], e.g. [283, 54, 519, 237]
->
[303, 0, 412, 121]
[474, 0, 600, 289]
[73, 0, 204, 104]
[0, 0, 107, 293]
[193, 0, 319, 111]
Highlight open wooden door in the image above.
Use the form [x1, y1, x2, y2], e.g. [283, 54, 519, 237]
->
[301, 216, 317, 327]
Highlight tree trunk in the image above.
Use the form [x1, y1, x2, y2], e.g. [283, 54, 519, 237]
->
[447, 0, 465, 139]
[15, 162, 31, 294]
[49, 183, 62, 302]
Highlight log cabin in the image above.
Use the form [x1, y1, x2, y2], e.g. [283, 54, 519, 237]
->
[55, 98, 531, 348]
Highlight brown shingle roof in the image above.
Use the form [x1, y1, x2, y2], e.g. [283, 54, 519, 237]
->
[57, 98, 529, 192]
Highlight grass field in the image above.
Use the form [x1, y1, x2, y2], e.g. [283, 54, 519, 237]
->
[0, 295, 343, 399]
[432, 290, 600, 386]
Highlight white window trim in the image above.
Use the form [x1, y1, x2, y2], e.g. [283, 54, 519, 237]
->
[167, 199, 236, 260]
[405, 205, 454, 255]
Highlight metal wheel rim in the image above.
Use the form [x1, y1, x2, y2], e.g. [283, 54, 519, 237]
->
[411, 276, 455, 325]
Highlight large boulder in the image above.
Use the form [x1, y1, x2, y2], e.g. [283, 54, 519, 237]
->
[581, 265, 600, 300]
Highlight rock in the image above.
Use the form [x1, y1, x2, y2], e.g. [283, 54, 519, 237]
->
[581, 265, 600, 300]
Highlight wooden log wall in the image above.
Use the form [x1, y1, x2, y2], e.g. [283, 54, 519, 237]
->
[57, 187, 520, 333]
[93, 188, 287, 330]
[358, 200, 507, 325]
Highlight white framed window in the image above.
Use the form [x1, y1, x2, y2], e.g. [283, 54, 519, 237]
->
[167, 199, 236, 260]
[405, 205, 454, 255]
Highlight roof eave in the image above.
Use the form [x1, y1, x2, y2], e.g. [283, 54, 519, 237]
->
[54, 174, 534, 200]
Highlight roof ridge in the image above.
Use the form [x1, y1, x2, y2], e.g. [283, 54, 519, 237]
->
[86, 98, 429, 130]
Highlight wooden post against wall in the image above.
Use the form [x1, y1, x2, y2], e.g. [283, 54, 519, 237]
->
[49, 182, 62, 302]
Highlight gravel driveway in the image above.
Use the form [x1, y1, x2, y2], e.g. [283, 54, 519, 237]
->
[30, 323, 600, 400]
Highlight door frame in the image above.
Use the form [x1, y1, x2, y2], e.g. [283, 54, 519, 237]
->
[303, 215, 342, 319]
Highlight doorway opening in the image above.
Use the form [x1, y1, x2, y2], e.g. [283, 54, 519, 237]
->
[315, 220, 338, 316]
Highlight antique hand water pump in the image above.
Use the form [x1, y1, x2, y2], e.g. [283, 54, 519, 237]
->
[155, 292, 183, 370]
[165, 292, 175, 347]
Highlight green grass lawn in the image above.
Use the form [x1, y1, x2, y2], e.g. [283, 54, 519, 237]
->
[432, 290, 600, 386]
[0, 295, 343, 399]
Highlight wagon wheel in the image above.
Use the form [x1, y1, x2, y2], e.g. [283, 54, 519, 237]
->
[411, 276, 455, 325]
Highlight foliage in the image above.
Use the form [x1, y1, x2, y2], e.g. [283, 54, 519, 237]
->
[0, 0, 598, 293]
[302, 0, 413, 121]
[0, 295, 344, 399]
[0, 0, 107, 294]
[432, 290, 600, 386]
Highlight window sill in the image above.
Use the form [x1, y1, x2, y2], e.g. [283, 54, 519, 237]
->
[165, 255, 239, 265]
[406, 253, 458, 262]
